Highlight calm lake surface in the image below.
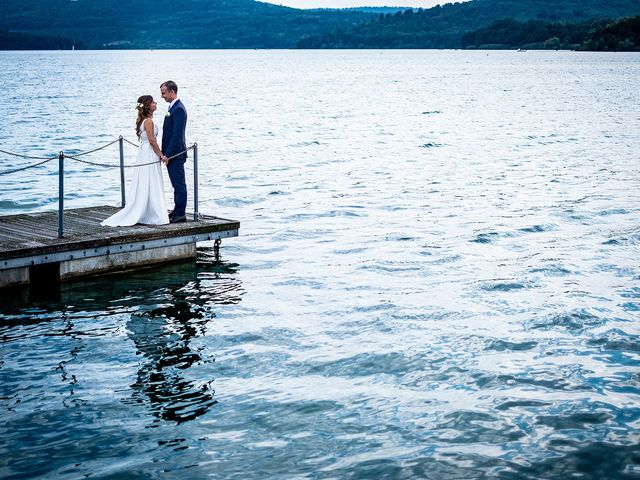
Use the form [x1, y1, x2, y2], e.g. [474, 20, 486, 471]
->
[1, 50, 639, 479]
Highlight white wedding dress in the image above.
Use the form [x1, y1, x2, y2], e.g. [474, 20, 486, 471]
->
[101, 119, 169, 226]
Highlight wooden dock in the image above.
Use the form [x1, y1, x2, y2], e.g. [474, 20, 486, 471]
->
[0, 206, 239, 288]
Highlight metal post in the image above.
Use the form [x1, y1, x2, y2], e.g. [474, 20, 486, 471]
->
[119, 136, 125, 207]
[193, 143, 199, 222]
[58, 151, 64, 239]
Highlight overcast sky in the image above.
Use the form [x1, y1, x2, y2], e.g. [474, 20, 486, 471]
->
[262, 0, 464, 9]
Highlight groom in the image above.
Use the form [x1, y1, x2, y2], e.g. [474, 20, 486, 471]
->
[160, 80, 188, 223]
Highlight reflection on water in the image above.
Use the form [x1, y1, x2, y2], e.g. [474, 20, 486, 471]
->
[1, 249, 244, 478]
[0, 246, 247, 478]
[127, 311, 218, 424]
[1, 253, 242, 395]
[125, 260, 233, 425]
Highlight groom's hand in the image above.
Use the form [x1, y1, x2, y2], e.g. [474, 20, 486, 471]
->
[161, 154, 169, 164]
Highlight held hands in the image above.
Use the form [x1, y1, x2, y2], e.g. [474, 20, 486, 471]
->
[161, 154, 169, 165]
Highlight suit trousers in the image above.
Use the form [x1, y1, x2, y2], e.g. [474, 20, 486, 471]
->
[167, 158, 187, 217]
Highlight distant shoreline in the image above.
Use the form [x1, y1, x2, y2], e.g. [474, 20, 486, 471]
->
[3, 14, 639, 53]
[2, 47, 638, 52]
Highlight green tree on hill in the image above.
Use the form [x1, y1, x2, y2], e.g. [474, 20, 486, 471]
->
[578, 16, 640, 50]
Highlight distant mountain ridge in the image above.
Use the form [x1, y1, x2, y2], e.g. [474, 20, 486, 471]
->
[1, 0, 639, 49]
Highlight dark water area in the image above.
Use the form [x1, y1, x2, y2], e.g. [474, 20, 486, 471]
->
[2, 248, 639, 480]
[1, 50, 640, 478]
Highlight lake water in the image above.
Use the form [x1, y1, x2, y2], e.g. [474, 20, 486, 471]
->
[1, 50, 639, 479]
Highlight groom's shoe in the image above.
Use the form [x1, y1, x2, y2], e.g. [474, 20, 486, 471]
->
[170, 215, 187, 224]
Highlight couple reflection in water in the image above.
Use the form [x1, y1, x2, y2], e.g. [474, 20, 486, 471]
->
[127, 303, 217, 424]
[121, 260, 242, 424]
[55, 258, 238, 424]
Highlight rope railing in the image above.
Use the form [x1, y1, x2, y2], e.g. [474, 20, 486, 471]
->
[0, 139, 195, 173]
[64, 138, 122, 157]
[64, 145, 194, 168]
[0, 137, 183, 173]
[0, 136, 200, 238]
[0, 148, 59, 161]
[0, 156, 58, 176]
[122, 137, 140, 148]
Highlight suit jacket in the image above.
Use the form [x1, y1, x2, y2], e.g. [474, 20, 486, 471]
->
[162, 99, 188, 161]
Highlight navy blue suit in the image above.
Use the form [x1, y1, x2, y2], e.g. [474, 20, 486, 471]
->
[162, 99, 188, 217]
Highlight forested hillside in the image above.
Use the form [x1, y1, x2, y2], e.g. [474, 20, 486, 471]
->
[0, 0, 373, 49]
[461, 16, 640, 51]
[297, 0, 640, 48]
[0, 30, 76, 50]
[1, 0, 639, 50]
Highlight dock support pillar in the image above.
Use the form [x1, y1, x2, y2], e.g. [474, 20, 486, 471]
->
[193, 143, 199, 222]
[58, 151, 64, 239]
[119, 136, 126, 208]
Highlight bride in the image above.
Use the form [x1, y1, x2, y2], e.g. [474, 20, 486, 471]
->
[101, 95, 169, 226]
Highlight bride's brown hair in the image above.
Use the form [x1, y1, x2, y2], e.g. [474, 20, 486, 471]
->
[135, 95, 154, 139]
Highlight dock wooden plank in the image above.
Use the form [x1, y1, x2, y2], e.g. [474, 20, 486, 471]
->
[0, 205, 240, 262]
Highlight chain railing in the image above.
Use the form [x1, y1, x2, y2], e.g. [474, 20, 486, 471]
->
[1, 137, 200, 238]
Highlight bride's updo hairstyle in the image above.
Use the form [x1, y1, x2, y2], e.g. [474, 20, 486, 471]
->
[135, 95, 154, 139]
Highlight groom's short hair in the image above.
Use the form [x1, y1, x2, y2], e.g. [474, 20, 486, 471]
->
[161, 80, 178, 94]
